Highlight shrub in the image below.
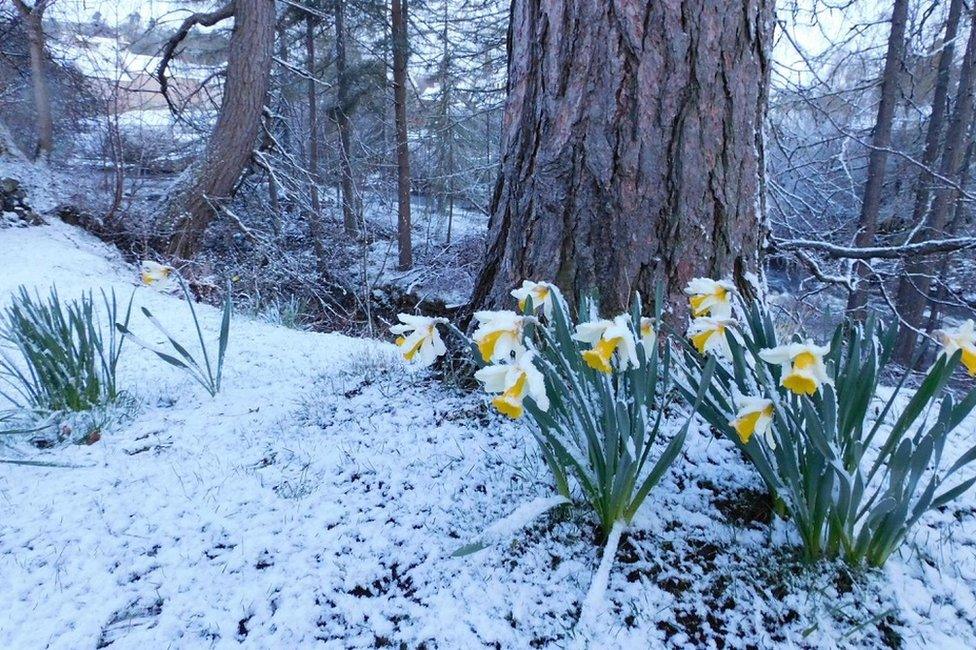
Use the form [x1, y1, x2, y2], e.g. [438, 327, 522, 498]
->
[679, 281, 976, 567]
[118, 273, 232, 398]
[0, 286, 132, 413]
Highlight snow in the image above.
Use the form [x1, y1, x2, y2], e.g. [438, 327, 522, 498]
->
[0, 158, 78, 215]
[2, 220, 976, 648]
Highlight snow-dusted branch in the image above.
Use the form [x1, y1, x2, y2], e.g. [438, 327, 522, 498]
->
[772, 236, 976, 260]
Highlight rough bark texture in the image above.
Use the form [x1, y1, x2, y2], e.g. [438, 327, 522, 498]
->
[894, 11, 976, 362]
[335, 0, 361, 236]
[162, 0, 274, 260]
[13, 0, 54, 161]
[392, 0, 413, 270]
[847, 0, 909, 317]
[471, 0, 774, 316]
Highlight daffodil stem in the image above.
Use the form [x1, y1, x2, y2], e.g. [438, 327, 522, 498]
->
[578, 519, 626, 631]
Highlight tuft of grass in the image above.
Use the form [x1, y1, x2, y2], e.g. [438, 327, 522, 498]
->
[260, 295, 312, 331]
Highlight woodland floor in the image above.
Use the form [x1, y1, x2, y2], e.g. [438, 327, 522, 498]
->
[1, 221, 976, 648]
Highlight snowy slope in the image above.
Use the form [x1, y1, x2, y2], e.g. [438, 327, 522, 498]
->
[1, 222, 976, 648]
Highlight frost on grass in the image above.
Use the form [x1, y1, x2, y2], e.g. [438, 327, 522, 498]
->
[2, 223, 976, 648]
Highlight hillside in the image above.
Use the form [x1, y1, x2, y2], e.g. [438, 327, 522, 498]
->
[2, 221, 976, 648]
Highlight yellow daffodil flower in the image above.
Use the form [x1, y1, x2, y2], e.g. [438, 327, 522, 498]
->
[687, 317, 736, 358]
[511, 280, 557, 319]
[573, 314, 639, 373]
[140, 260, 174, 287]
[759, 341, 831, 396]
[472, 310, 527, 363]
[730, 397, 775, 447]
[935, 319, 976, 376]
[474, 351, 550, 419]
[390, 314, 448, 366]
[684, 278, 735, 318]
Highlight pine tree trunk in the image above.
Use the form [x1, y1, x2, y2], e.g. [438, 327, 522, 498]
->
[162, 0, 275, 259]
[923, 121, 975, 333]
[305, 13, 328, 274]
[335, 0, 360, 236]
[392, 0, 413, 270]
[894, 11, 976, 363]
[471, 0, 774, 315]
[907, 0, 963, 235]
[13, 1, 54, 161]
[846, 0, 909, 318]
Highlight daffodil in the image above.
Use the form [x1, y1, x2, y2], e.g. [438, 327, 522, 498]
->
[935, 319, 976, 376]
[759, 341, 831, 396]
[685, 278, 735, 318]
[687, 317, 735, 358]
[140, 260, 174, 287]
[730, 397, 775, 447]
[640, 317, 656, 353]
[573, 314, 640, 373]
[390, 314, 448, 366]
[472, 310, 527, 363]
[511, 280, 556, 319]
[474, 351, 550, 419]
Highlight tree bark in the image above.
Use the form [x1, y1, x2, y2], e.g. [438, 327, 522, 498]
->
[335, 0, 361, 236]
[907, 0, 963, 236]
[894, 9, 976, 362]
[305, 12, 328, 274]
[392, 0, 413, 270]
[471, 0, 774, 316]
[846, 0, 909, 317]
[161, 0, 275, 260]
[12, 0, 54, 161]
[923, 120, 975, 334]
[440, 0, 455, 245]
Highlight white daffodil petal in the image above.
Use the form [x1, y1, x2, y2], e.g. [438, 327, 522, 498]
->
[474, 364, 509, 393]
[573, 320, 611, 344]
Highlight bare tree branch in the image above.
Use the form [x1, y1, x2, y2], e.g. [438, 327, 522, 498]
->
[156, 2, 236, 114]
[773, 236, 976, 259]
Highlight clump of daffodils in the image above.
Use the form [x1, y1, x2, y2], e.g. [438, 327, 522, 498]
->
[679, 279, 976, 566]
[395, 282, 693, 553]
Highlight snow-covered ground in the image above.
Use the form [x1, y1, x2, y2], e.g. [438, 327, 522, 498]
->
[2, 221, 976, 648]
